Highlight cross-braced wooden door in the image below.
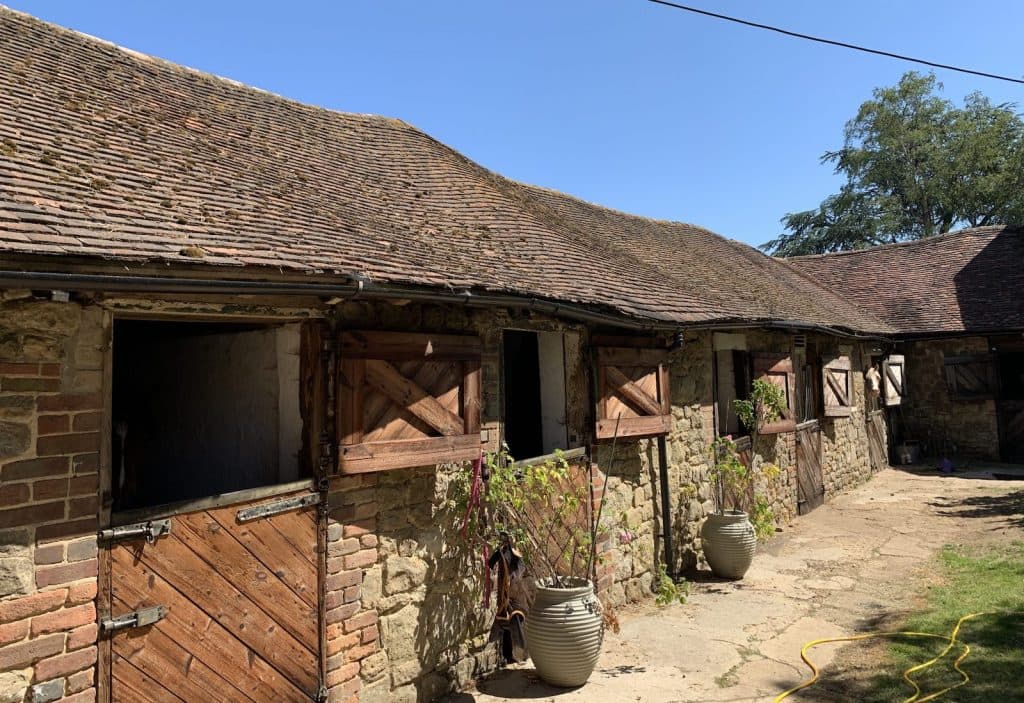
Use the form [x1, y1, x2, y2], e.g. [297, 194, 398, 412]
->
[866, 410, 888, 471]
[105, 489, 322, 702]
[795, 421, 824, 515]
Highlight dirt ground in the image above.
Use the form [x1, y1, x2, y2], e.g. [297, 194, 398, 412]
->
[440, 464, 1024, 703]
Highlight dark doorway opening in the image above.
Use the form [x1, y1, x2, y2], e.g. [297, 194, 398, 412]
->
[502, 330, 543, 460]
[111, 319, 308, 512]
[997, 351, 1024, 463]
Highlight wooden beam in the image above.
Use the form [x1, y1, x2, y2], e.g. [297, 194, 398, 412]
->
[462, 359, 481, 434]
[595, 414, 671, 439]
[340, 331, 481, 360]
[338, 358, 365, 446]
[605, 365, 663, 416]
[364, 359, 464, 436]
[339, 434, 481, 473]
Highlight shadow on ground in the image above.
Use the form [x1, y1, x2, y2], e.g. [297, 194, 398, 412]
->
[928, 489, 1024, 530]
[473, 669, 581, 699]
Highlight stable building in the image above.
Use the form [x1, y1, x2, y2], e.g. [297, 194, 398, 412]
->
[790, 225, 1024, 464]
[0, 8, 896, 703]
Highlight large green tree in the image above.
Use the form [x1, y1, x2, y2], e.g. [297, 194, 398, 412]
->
[763, 72, 1024, 256]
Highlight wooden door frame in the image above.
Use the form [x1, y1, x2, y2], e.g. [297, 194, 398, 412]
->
[97, 310, 330, 703]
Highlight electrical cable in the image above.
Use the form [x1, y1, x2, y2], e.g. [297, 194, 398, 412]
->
[647, 0, 1024, 85]
[773, 610, 1024, 702]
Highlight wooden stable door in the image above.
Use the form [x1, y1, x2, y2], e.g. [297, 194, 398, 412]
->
[866, 409, 888, 471]
[795, 421, 825, 515]
[105, 490, 322, 702]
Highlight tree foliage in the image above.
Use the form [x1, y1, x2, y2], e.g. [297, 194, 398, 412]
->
[763, 72, 1024, 256]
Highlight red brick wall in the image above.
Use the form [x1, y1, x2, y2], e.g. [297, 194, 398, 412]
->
[324, 473, 382, 703]
[0, 302, 102, 703]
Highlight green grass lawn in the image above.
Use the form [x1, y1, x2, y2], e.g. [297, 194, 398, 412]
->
[862, 541, 1024, 702]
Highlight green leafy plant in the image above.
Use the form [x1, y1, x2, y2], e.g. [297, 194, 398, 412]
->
[733, 378, 787, 434]
[445, 446, 597, 588]
[707, 435, 780, 538]
[750, 497, 777, 540]
[653, 565, 689, 606]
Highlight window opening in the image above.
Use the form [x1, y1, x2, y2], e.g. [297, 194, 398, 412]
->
[112, 319, 307, 512]
[715, 349, 751, 436]
[502, 330, 568, 460]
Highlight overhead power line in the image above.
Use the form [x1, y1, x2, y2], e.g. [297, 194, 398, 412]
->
[646, 0, 1024, 85]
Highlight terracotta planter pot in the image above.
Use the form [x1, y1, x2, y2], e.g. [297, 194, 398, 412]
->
[701, 510, 756, 579]
[525, 577, 603, 687]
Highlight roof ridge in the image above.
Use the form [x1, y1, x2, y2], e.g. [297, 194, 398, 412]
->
[785, 225, 1021, 261]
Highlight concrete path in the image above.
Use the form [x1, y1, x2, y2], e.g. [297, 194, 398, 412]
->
[441, 466, 1023, 703]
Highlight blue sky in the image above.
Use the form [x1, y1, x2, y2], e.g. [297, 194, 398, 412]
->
[7, 1, 1023, 247]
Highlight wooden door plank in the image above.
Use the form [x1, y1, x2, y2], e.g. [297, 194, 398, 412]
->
[824, 371, 848, 405]
[339, 358, 365, 447]
[463, 359, 481, 434]
[206, 507, 317, 608]
[365, 359, 464, 436]
[362, 361, 421, 435]
[340, 330, 481, 360]
[658, 364, 671, 415]
[393, 361, 460, 440]
[113, 653, 188, 703]
[134, 532, 317, 692]
[339, 434, 481, 473]
[596, 415, 671, 439]
[174, 512, 318, 647]
[112, 596, 255, 703]
[261, 507, 318, 571]
[605, 365, 662, 416]
[112, 550, 308, 703]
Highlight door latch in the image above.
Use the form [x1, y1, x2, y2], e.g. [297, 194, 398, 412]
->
[99, 519, 171, 545]
[100, 605, 167, 635]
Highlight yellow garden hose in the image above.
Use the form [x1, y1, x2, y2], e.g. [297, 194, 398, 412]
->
[773, 611, 1024, 703]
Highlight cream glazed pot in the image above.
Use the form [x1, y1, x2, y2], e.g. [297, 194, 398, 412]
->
[701, 510, 757, 579]
[525, 577, 603, 687]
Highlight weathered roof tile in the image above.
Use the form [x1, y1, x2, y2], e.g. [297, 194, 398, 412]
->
[0, 7, 889, 333]
[787, 226, 1024, 335]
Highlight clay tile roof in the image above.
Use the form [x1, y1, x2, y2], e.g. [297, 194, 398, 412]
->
[0, 7, 890, 334]
[787, 226, 1024, 335]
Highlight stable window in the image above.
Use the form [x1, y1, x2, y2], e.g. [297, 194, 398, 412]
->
[944, 354, 998, 400]
[111, 320, 308, 512]
[594, 344, 671, 440]
[337, 330, 482, 473]
[502, 330, 568, 460]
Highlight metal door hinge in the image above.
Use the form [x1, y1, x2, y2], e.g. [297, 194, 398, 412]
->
[317, 684, 328, 702]
[99, 519, 171, 545]
[100, 605, 167, 635]
[236, 493, 320, 522]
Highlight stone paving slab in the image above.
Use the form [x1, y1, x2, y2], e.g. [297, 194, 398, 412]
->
[441, 468, 1021, 703]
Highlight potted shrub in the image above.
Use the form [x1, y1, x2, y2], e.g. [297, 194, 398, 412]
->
[448, 447, 608, 688]
[701, 379, 783, 579]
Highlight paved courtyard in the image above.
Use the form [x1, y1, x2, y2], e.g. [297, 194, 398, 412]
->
[442, 464, 1023, 703]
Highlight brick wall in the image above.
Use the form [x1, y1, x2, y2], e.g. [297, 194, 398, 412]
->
[0, 300, 102, 703]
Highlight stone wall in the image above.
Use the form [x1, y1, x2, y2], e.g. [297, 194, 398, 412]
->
[900, 337, 999, 460]
[816, 340, 878, 495]
[0, 294, 892, 703]
[0, 297, 103, 703]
